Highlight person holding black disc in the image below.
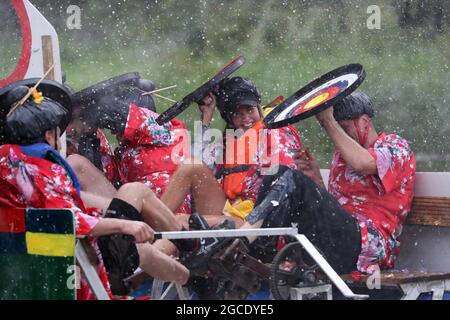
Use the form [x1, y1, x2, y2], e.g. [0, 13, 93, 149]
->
[289, 91, 416, 274]
[160, 76, 303, 228]
[152, 76, 303, 299]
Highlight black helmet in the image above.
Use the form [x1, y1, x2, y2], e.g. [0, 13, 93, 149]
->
[333, 91, 374, 121]
[0, 79, 72, 145]
[122, 78, 156, 112]
[215, 76, 261, 124]
[72, 73, 159, 122]
[72, 72, 140, 109]
[72, 73, 139, 130]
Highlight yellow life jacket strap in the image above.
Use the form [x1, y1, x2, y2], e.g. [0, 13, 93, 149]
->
[224, 198, 255, 220]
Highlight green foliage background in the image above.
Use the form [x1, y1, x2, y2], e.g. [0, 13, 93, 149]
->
[2, 0, 450, 171]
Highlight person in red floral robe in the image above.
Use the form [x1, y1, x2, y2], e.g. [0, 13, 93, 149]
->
[0, 79, 194, 299]
[68, 77, 192, 215]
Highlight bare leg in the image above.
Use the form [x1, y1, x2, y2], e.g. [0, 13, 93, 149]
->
[68, 154, 116, 198]
[114, 182, 183, 232]
[80, 191, 112, 210]
[69, 155, 181, 231]
[136, 243, 189, 285]
[79, 180, 184, 232]
[153, 239, 178, 256]
[236, 220, 264, 243]
[161, 163, 227, 216]
[203, 215, 245, 228]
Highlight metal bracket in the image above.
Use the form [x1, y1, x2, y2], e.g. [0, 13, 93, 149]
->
[290, 284, 333, 300]
[294, 235, 369, 300]
[400, 279, 450, 300]
[156, 228, 369, 300]
[152, 279, 192, 300]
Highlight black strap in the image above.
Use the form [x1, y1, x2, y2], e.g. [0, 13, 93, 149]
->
[215, 164, 251, 179]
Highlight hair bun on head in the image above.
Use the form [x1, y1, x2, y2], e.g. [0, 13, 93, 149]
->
[137, 78, 155, 93]
[0, 79, 73, 145]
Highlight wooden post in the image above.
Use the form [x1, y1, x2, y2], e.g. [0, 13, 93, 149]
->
[41, 35, 55, 80]
[41, 34, 68, 157]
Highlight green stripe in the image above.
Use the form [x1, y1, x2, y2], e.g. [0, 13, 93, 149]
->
[0, 254, 76, 300]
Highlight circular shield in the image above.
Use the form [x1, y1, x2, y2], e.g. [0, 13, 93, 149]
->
[156, 55, 246, 124]
[264, 64, 365, 129]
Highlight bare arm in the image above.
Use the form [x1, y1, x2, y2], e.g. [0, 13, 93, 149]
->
[316, 107, 377, 175]
[89, 218, 154, 243]
[194, 92, 220, 170]
[294, 148, 326, 189]
[198, 92, 216, 126]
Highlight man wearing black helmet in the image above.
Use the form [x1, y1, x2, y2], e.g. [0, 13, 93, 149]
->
[141, 76, 301, 299]
[291, 91, 416, 274]
[68, 75, 192, 217]
[161, 76, 302, 225]
[0, 79, 199, 299]
[66, 77, 157, 188]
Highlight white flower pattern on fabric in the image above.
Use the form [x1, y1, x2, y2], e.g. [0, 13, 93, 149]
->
[141, 109, 172, 146]
[328, 133, 415, 274]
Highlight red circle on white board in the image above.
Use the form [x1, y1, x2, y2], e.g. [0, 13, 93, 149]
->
[0, 0, 32, 87]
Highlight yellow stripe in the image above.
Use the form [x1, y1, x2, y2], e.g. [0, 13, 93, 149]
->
[26, 232, 75, 257]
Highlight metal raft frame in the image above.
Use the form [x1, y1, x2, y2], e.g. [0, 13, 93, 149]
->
[154, 227, 368, 300]
[77, 227, 369, 300]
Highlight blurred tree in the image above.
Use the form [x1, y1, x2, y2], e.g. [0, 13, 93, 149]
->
[394, 0, 447, 32]
[3, 0, 448, 170]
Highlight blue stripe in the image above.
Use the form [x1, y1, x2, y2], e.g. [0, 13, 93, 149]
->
[20, 143, 81, 195]
[25, 209, 74, 235]
[0, 232, 27, 254]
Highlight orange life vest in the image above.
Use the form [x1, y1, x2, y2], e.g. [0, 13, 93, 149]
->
[221, 121, 265, 200]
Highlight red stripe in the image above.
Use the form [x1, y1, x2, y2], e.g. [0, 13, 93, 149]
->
[0, 208, 26, 233]
[0, 0, 32, 86]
